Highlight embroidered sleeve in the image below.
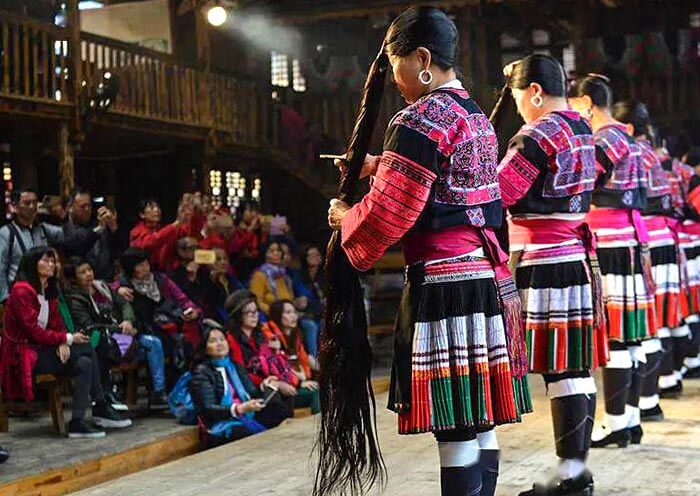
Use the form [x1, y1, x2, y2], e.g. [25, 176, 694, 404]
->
[341, 124, 437, 271]
[496, 134, 547, 208]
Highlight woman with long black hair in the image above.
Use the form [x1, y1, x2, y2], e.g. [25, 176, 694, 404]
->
[324, 7, 531, 496]
[495, 56, 607, 496]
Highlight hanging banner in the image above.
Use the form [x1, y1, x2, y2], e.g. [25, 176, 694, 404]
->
[80, 0, 172, 53]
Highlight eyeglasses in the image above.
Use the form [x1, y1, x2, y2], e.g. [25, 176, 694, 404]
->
[241, 310, 257, 316]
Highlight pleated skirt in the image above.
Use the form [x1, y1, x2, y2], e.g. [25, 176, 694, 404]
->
[649, 243, 681, 330]
[389, 256, 532, 435]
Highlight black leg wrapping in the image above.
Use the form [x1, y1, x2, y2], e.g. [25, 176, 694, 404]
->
[628, 361, 643, 408]
[687, 322, 700, 357]
[602, 367, 632, 416]
[550, 394, 592, 461]
[584, 393, 596, 454]
[479, 449, 499, 496]
[659, 337, 674, 377]
[641, 351, 662, 398]
[441, 466, 482, 496]
[672, 336, 689, 372]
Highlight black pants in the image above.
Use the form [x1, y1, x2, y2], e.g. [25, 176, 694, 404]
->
[201, 395, 293, 450]
[35, 343, 105, 420]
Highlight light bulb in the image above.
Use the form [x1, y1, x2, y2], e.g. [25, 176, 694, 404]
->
[207, 5, 227, 27]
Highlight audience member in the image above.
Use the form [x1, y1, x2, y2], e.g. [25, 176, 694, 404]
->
[118, 248, 200, 401]
[262, 300, 320, 414]
[189, 325, 291, 449]
[129, 197, 193, 272]
[207, 247, 244, 321]
[299, 245, 326, 321]
[0, 247, 131, 437]
[63, 188, 119, 280]
[232, 202, 267, 281]
[249, 241, 295, 315]
[170, 236, 213, 316]
[0, 188, 102, 302]
[66, 257, 137, 411]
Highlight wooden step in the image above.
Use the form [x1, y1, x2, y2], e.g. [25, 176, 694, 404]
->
[0, 428, 199, 496]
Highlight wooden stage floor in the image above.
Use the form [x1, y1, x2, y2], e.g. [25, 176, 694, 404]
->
[72, 375, 700, 496]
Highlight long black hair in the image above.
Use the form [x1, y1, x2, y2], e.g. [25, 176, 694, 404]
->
[508, 53, 567, 96]
[315, 7, 460, 496]
[612, 100, 651, 137]
[15, 246, 59, 299]
[191, 323, 227, 369]
[569, 73, 613, 108]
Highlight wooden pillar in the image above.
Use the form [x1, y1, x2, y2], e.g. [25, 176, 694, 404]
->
[58, 122, 75, 198]
[11, 128, 38, 191]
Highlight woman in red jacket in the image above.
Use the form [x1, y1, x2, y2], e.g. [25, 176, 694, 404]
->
[0, 246, 131, 438]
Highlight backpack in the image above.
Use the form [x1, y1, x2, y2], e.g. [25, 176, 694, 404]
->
[168, 372, 197, 425]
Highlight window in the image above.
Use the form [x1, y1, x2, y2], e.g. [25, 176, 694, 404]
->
[562, 44, 576, 76]
[271, 52, 289, 88]
[292, 59, 306, 93]
[532, 29, 551, 47]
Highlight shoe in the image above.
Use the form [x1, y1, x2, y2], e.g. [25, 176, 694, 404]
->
[148, 391, 169, 411]
[659, 381, 683, 399]
[640, 404, 665, 422]
[92, 403, 133, 429]
[0, 445, 8, 464]
[628, 425, 643, 444]
[518, 470, 594, 495]
[106, 392, 129, 412]
[68, 419, 106, 439]
[683, 366, 700, 379]
[590, 427, 630, 448]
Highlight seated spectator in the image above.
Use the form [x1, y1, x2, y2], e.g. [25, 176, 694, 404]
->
[129, 196, 194, 273]
[225, 290, 300, 403]
[0, 188, 102, 303]
[170, 236, 211, 310]
[0, 246, 131, 438]
[207, 247, 244, 322]
[300, 245, 326, 321]
[189, 325, 290, 450]
[280, 242, 320, 357]
[37, 195, 67, 226]
[262, 300, 320, 414]
[67, 257, 165, 412]
[118, 248, 201, 399]
[199, 210, 235, 252]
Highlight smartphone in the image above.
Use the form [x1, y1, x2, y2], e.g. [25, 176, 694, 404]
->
[92, 196, 107, 209]
[183, 307, 194, 317]
[194, 249, 216, 265]
[269, 215, 287, 236]
[261, 384, 279, 407]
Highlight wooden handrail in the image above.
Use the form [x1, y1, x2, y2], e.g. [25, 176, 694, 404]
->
[0, 10, 66, 39]
[80, 31, 178, 65]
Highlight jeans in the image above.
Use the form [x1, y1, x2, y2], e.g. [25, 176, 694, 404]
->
[300, 318, 319, 357]
[138, 334, 166, 393]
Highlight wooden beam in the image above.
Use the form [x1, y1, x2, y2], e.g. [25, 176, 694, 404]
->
[58, 121, 75, 197]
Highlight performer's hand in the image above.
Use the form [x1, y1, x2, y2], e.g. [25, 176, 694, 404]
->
[328, 199, 350, 231]
[334, 154, 379, 179]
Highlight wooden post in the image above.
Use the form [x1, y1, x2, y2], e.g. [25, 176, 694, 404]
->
[58, 122, 75, 198]
[194, 7, 211, 72]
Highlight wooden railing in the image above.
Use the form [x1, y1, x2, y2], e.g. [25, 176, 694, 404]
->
[629, 66, 700, 125]
[0, 12, 69, 104]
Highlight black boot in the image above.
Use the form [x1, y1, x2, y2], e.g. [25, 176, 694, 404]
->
[148, 390, 169, 411]
[517, 470, 594, 496]
[479, 449, 499, 496]
[0, 445, 8, 464]
[659, 381, 682, 398]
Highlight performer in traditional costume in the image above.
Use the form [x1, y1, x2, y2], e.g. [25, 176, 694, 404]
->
[496, 56, 605, 496]
[681, 147, 700, 378]
[611, 102, 686, 413]
[326, 8, 530, 496]
[569, 83, 656, 446]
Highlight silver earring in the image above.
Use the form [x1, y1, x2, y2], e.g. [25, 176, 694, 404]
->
[418, 69, 433, 85]
[586, 107, 594, 119]
[530, 95, 543, 108]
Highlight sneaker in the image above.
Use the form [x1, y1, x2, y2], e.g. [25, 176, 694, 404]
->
[68, 419, 106, 439]
[590, 426, 630, 448]
[518, 470, 594, 495]
[0, 445, 8, 464]
[106, 392, 129, 412]
[92, 403, 133, 429]
[640, 404, 665, 421]
[148, 391, 169, 411]
[659, 381, 683, 399]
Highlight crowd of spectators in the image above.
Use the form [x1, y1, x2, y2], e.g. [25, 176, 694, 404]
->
[0, 186, 326, 456]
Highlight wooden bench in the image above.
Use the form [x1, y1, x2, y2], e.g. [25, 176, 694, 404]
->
[111, 362, 140, 406]
[0, 374, 67, 436]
